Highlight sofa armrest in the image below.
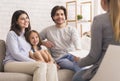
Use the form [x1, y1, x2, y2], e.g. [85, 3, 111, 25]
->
[0, 40, 6, 72]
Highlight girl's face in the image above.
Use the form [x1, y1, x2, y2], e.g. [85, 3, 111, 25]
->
[53, 9, 66, 25]
[17, 13, 30, 31]
[29, 32, 39, 46]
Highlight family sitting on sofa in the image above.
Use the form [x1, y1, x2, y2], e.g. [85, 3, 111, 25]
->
[1, 0, 120, 81]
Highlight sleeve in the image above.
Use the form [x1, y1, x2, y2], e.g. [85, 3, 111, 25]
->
[70, 27, 82, 49]
[6, 31, 35, 62]
[78, 16, 103, 67]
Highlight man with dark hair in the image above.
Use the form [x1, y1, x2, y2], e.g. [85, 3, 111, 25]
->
[40, 5, 81, 71]
[51, 5, 67, 21]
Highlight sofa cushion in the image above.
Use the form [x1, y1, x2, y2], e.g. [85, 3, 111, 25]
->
[0, 40, 6, 72]
[0, 39, 75, 81]
[91, 45, 120, 81]
[0, 72, 32, 81]
[58, 69, 74, 81]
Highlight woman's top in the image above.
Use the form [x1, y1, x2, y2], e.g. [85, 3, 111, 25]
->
[3, 31, 35, 64]
[78, 13, 120, 67]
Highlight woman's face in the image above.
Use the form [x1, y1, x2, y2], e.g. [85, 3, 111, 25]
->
[29, 32, 39, 46]
[17, 13, 30, 31]
[53, 9, 66, 25]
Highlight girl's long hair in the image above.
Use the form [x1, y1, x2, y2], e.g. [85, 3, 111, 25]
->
[25, 30, 42, 47]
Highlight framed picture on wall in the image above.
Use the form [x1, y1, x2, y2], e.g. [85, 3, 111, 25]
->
[66, 1, 77, 22]
[66, 1, 77, 28]
[79, 1, 92, 37]
[80, 1, 92, 22]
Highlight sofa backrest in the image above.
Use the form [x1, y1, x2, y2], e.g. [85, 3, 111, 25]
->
[0, 40, 6, 72]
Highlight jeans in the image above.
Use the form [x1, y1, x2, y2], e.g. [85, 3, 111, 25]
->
[56, 54, 81, 72]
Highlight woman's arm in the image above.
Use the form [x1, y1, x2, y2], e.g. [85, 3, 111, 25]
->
[78, 16, 103, 67]
[6, 31, 35, 62]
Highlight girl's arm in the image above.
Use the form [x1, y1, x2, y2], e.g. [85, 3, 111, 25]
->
[44, 50, 54, 62]
[40, 45, 54, 63]
[29, 51, 36, 60]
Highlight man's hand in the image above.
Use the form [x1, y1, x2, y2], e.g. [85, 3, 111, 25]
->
[74, 56, 80, 62]
[42, 41, 54, 48]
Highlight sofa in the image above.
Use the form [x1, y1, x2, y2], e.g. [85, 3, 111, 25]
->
[0, 39, 74, 81]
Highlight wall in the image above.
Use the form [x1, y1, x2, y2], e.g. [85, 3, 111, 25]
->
[0, 0, 65, 40]
[0, 0, 105, 40]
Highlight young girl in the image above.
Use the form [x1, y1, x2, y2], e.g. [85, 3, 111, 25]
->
[25, 30, 53, 63]
[26, 30, 80, 71]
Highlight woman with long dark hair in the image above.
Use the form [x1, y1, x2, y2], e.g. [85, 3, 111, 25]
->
[3, 10, 58, 81]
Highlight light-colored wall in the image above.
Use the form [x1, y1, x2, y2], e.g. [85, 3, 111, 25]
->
[0, 0, 65, 40]
[0, 0, 104, 40]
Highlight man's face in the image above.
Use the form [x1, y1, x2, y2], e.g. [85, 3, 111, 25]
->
[53, 9, 66, 25]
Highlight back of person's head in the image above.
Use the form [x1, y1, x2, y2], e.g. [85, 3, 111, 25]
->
[51, 5, 67, 21]
[109, 0, 120, 42]
[10, 10, 31, 36]
[25, 30, 42, 47]
[101, 0, 109, 11]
